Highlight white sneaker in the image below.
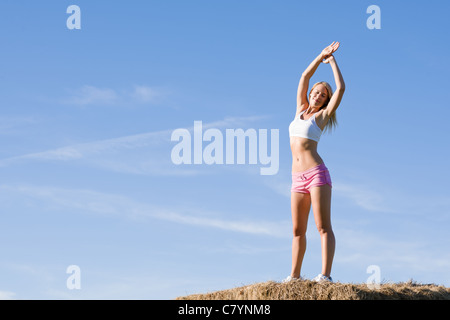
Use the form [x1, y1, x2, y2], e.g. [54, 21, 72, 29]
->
[312, 274, 333, 283]
[282, 275, 302, 283]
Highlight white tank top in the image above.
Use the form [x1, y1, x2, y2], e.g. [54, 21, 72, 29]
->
[289, 110, 322, 142]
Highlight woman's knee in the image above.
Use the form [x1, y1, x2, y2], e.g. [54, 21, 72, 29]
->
[316, 224, 333, 236]
[293, 226, 307, 238]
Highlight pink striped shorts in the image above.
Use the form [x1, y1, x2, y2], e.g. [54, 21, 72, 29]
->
[291, 163, 332, 194]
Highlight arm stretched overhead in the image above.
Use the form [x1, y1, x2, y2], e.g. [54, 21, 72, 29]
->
[296, 41, 341, 115]
[322, 54, 345, 117]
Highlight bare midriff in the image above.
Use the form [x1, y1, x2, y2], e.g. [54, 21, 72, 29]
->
[290, 136, 324, 173]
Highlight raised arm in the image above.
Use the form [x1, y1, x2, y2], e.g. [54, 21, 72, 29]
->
[296, 42, 341, 115]
[322, 55, 345, 117]
[296, 54, 322, 113]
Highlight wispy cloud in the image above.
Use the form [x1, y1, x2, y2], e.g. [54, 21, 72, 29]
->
[335, 227, 450, 284]
[333, 182, 392, 213]
[0, 184, 290, 238]
[0, 116, 268, 176]
[0, 291, 16, 300]
[62, 85, 166, 107]
[0, 129, 171, 164]
[0, 116, 39, 135]
[160, 211, 288, 237]
[332, 181, 450, 222]
[64, 85, 119, 106]
[261, 175, 392, 213]
[131, 85, 163, 103]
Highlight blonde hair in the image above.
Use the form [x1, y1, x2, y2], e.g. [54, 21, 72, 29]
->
[309, 81, 338, 133]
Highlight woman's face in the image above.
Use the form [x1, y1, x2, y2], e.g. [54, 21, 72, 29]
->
[310, 84, 328, 108]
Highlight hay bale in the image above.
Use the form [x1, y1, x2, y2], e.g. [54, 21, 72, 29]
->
[176, 280, 450, 300]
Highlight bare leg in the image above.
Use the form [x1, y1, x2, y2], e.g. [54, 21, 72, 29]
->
[310, 185, 335, 277]
[290, 192, 311, 278]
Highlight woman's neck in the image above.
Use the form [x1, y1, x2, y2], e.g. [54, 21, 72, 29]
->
[306, 105, 320, 114]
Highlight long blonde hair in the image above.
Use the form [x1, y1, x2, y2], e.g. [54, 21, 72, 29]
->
[309, 81, 338, 133]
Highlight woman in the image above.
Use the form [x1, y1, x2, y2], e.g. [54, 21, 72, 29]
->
[285, 41, 345, 283]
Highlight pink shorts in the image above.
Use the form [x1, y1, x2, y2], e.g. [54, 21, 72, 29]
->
[291, 164, 332, 194]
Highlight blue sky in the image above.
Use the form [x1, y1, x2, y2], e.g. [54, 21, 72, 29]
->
[0, 0, 449, 299]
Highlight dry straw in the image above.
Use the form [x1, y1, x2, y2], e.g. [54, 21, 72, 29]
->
[176, 280, 450, 300]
